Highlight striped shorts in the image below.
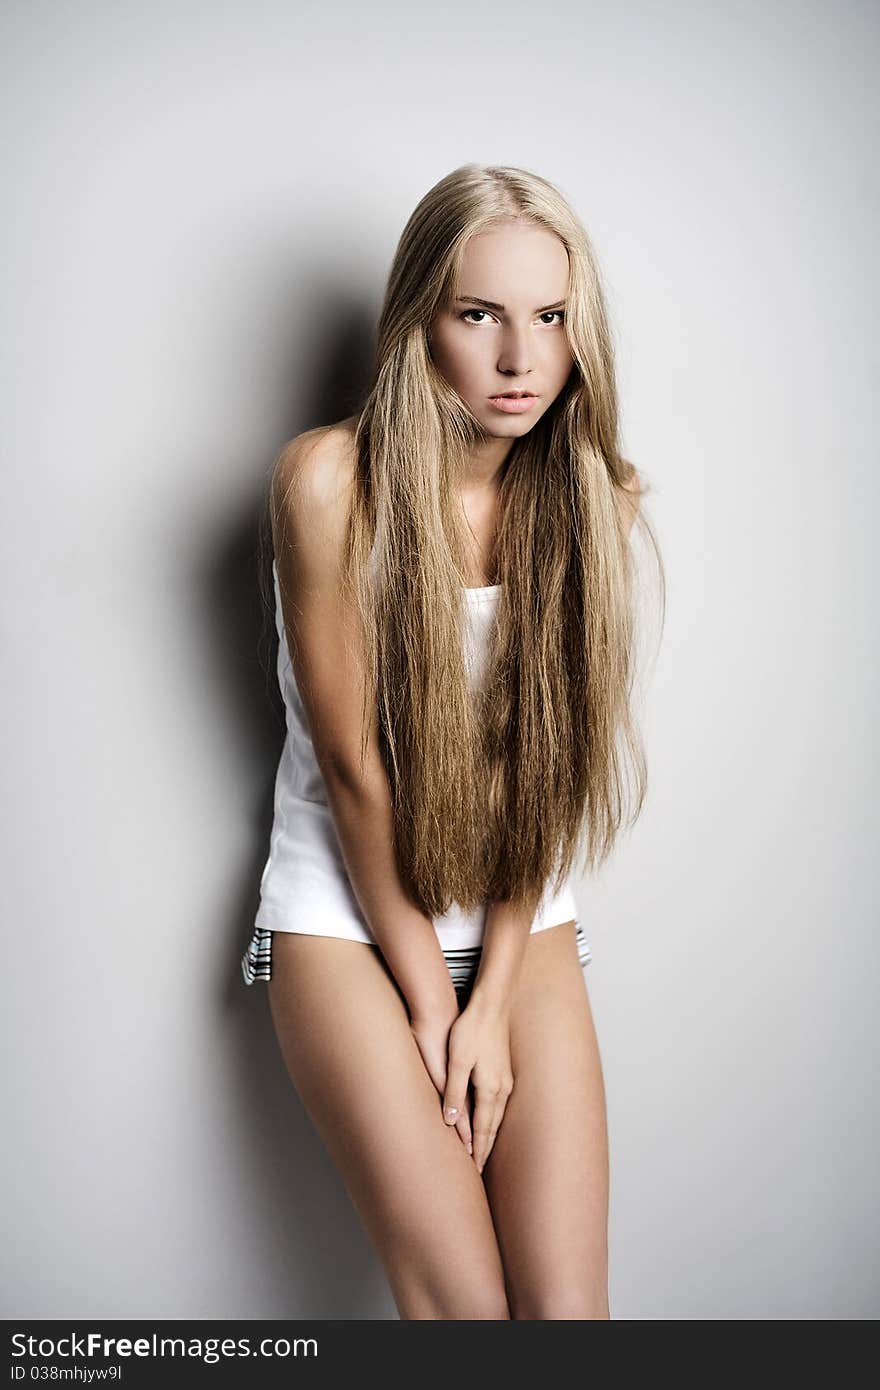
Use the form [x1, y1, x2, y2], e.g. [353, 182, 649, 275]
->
[241, 922, 592, 1007]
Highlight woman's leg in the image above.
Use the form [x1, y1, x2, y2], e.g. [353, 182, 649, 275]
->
[480, 920, 611, 1319]
[267, 930, 511, 1320]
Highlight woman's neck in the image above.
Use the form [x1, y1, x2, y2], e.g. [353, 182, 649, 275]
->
[459, 431, 515, 494]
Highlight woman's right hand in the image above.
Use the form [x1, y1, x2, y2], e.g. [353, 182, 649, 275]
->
[409, 1008, 474, 1158]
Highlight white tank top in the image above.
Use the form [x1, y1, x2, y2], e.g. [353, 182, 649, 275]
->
[254, 559, 577, 949]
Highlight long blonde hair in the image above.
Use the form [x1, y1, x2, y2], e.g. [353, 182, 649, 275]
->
[262, 163, 664, 918]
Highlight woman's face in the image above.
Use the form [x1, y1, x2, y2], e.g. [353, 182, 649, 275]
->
[428, 220, 575, 441]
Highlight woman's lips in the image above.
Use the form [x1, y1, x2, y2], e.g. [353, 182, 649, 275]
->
[488, 394, 537, 414]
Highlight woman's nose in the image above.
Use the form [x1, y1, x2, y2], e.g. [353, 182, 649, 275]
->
[496, 324, 533, 376]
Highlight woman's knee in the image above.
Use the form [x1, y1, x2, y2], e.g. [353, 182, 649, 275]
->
[511, 1286, 609, 1320]
[399, 1277, 511, 1320]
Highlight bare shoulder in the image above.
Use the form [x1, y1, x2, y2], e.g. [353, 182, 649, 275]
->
[614, 459, 643, 537]
[272, 417, 358, 510]
[270, 418, 359, 559]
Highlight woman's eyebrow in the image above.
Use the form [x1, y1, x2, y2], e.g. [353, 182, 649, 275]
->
[455, 295, 567, 314]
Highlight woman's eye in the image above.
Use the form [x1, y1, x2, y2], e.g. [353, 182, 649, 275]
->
[459, 309, 565, 326]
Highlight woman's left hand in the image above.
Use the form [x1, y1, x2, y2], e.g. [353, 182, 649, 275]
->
[442, 995, 514, 1175]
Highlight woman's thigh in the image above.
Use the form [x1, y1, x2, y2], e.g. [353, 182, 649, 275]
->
[266, 930, 510, 1320]
[481, 920, 610, 1320]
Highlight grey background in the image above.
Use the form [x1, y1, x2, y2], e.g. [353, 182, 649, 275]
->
[2, 0, 877, 1319]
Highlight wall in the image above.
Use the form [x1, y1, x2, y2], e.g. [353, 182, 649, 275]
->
[2, 0, 876, 1319]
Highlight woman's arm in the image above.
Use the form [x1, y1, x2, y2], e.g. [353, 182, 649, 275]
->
[440, 466, 644, 1160]
[440, 897, 533, 1172]
[270, 428, 459, 1025]
[467, 897, 535, 1017]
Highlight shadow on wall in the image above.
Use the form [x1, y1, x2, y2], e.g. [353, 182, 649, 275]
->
[207, 286, 391, 1317]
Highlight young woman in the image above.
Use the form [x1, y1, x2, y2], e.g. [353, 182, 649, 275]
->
[241, 164, 661, 1320]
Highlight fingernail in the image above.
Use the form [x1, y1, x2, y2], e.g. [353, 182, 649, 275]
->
[445, 1107, 458, 1121]
[467, 1142, 473, 1154]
